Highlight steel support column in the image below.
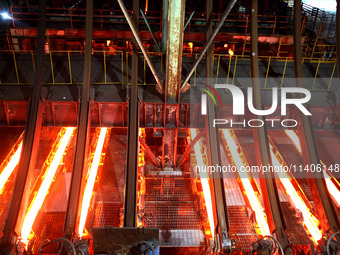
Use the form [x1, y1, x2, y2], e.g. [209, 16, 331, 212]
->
[0, 0, 46, 248]
[165, 0, 185, 101]
[124, 0, 139, 228]
[294, 0, 340, 236]
[206, 0, 229, 251]
[63, 0, 93, 239]
[161, 0, 168, 52]
[250, 0, 291, 253]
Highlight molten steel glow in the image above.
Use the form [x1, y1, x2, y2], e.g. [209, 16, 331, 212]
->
[21, 127, 75, 244]
[222, 129, 270, 236]
[270, 146, 322, 243]
[324, 176, 340, 207]
[285, 131, 340, 213]
[284, 130, 301, 153]
[0, 142, 22, 193]
[191, 129, 215, 238]
[78, 127, 107, 236]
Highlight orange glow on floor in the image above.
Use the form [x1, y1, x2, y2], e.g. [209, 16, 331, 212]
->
[0, 142, 22, 193]
[21, 127, 75, 244]
[191, 129, 215, 238]
[78, 127, 108, 236]
[269, 146, 322, 243]
[222, 129, 271, 236]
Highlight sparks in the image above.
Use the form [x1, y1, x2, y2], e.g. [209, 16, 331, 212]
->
[78, 127, 108, 236]
[21, 127, 75, 244]
[191, 129, 215, 238]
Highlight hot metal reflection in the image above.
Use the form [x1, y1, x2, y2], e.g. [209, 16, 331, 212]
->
[78, 127, 108, 236]
[21, 127, 75, 244]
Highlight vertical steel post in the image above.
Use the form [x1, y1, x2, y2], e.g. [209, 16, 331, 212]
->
[124, 0, 139, 228]
[0, 0, 46, 247]
[162, 0, 168, 52]
[205, 0, 229, 251]
[294, 0, 340, 236]
[165, 0, 185, 101]
[250, 0, 291, 253]
[63, 0, 93, 239]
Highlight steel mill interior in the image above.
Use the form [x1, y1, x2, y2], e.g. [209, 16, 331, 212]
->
[0, 0, 339, 254]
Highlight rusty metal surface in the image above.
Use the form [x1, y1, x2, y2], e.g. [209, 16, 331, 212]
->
[165, 0, 185, 100]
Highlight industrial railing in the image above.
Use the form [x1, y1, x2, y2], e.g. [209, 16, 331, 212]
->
[0, 49, 338, 92]
[9, 6, 298, 35]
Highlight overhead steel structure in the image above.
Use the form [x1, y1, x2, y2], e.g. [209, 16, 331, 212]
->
[0, 0, 339, 254]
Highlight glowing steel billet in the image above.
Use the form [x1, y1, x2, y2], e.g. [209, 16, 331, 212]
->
[222, 129, 270, 236]
[191, 129, 215, 238]
[78, 128, 107, 236]
[21, 127, 75, 243]
[325, 177, 340, 207]
[270, 149, 322, 243]
[0, 142, 22, 193]
[284, 130, 301, 153]
[285, 130, 340, 213]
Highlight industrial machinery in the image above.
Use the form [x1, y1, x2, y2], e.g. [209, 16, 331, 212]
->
[0, 0, 339, 254]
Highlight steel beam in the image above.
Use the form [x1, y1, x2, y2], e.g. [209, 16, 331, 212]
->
[124, 0, 139, 228]
[140, 8, 161, 52]
[250, 0, 291, 253]
[165, 0, 185, 101]
[161, 0, 168, 52]
[183, 10, 196, 31]
[139, 137, 161, 168]
[294, 0, 340, 236]
[0, 0, 46, 248]
[205, 0, 229, 251]
[180, 0, 237, 93]
[63, 0, 93, 239]
[117, 0, 163, 94]
[176, 130, 205, 167]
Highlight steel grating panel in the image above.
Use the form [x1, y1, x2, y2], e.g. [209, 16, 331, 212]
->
[30, 212, 65, 254]
[89, 128, 127, 229]
[91, 202, 123, 228]
[143, 176, 203, 245]
[227, 206, 258, 252]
